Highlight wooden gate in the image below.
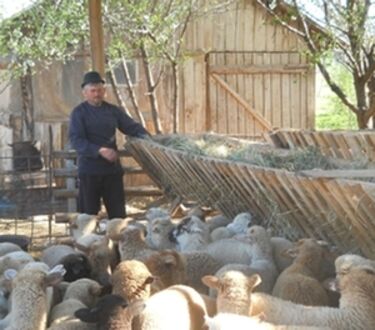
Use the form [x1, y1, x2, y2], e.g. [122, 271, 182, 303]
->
[205, 51, 315, 137]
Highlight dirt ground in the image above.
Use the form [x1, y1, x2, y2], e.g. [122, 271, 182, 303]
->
[0, 196, 160, 252]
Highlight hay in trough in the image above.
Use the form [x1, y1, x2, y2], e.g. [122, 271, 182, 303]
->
[155, 133, 373, 175]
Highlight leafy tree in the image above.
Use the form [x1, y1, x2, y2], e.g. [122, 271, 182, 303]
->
[0, 0, 88, 139]
[257, 0, 375, 129]
[103, 0, 234, 133]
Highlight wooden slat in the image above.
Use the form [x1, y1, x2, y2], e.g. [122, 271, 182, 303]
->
[299, 169, 375, 179]
[210, 73, 272, 130]
[210, 64, 310, 74]
[54, 185, 162, 198]
[126, 136, 375, 258]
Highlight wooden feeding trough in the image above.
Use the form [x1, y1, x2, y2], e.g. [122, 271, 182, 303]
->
[126, 133, 375, 259]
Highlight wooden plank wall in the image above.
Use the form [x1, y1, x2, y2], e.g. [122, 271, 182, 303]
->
[127, 138, 375, 259]
[181, 0, 315, 135]
[266, 129, 375, 162]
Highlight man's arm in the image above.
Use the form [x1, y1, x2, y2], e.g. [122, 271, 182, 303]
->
[116, 107, 151, 138]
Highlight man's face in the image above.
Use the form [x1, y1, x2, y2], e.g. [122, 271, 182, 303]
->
[82, 83, 106, 106]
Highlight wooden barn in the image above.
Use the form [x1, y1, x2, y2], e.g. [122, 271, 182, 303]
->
[0, 0, 315, 153]
[178, 0, 315, 136]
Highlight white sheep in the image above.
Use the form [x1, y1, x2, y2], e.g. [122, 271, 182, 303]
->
[63, 278, 103, 308]
[203, 237, 254, 266]
[0, 250, 34, 274]
[132, 284, 208, 330]
[49, 298, 87, 327]
[210, 212, 253, 242]
[4, 265, 66, 330]
[173, 215, 211, 252]
[204, 313, 330, 330]
[146, 216, 176, 250]
[118, 226, 156, 261]
[183, 251, 223, 294]
[206, 214, 231, 232]
[0, 243, 22, 257]
[202, 271, 261, 316]
[69, 214, 98, 241]
[212, 225, 278, 295]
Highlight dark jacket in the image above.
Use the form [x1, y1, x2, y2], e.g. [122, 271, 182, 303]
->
[69, 101, 149, 175]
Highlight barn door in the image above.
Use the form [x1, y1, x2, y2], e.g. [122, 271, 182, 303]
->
[206, 51, 314, 137]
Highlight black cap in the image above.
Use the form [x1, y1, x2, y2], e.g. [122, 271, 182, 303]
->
[81, 71, 105, 88]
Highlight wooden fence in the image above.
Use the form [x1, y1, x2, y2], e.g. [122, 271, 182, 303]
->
[265, 129, 375, 162]
[127, 136, 375, 259]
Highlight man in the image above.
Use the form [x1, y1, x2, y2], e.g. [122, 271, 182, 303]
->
[69, 71, 150, 219]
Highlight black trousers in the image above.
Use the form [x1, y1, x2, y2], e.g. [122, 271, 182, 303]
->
[78, 173, 126, 219]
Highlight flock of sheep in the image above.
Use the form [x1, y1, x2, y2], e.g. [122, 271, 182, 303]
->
[0, 206, 374, 330]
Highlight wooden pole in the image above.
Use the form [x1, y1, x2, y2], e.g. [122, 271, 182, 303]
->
[88, 0, 105, 76]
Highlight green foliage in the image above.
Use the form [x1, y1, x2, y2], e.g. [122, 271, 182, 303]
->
[316, 62, 358, 130]
[0, 0, 88, 79]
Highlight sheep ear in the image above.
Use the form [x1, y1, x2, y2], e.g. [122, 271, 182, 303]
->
[75, 308, 98, 323]
[145, 276, 154, 285]
[47, 265, 66, 286]
[4, 269, 17, 281]
[201, 275, 219, 289]
[248, 273, 262, 289]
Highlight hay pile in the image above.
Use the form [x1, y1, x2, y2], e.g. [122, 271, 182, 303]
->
[156, 133, 372, 174]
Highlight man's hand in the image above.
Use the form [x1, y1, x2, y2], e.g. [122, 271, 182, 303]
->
[98, 147, 118, 162]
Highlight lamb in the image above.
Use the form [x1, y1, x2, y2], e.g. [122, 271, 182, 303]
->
[112, 260, 154, 302]
[117, 226, 156, 262]
[69, 213, 98, 240]
[41, 245, 91, 282]
[202, 270, 261, 315]
[212, 225, 278, 295]
[183, 251, 223, 294]
[249, 264, 375, 329]
[146, 216, 176, 250]
[132, 284, 208, 330]
[206, 214, 231, 232]
[203, 238, 254, 266]
[0, 250, 34, 274]
[171, 215, 211, 252]
[49, 298, 87, 327]
[76, 236, 119, 286]
[63, 278, 103, 308]
[270, 236, 294, 272]
[4, 265, 66, 330]
[271, 238, 330, 306]
[0, 243, 22, 257]
[144, 249, 187, 292]
[210, 212, 253, 241]
[203, 313, 330, 330]
[104, 218, 128, 241]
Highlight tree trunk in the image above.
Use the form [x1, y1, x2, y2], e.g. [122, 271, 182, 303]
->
[20, 66, 34, 141]
[140, 44, 163, 134]
[106, 58, 132, 117]
[356, 111, 369, 129]
[171, 61, 180, 133]
[120, 56, 146, 127]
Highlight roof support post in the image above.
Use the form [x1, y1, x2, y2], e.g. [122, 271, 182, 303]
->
[88, 0, 105, 76]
